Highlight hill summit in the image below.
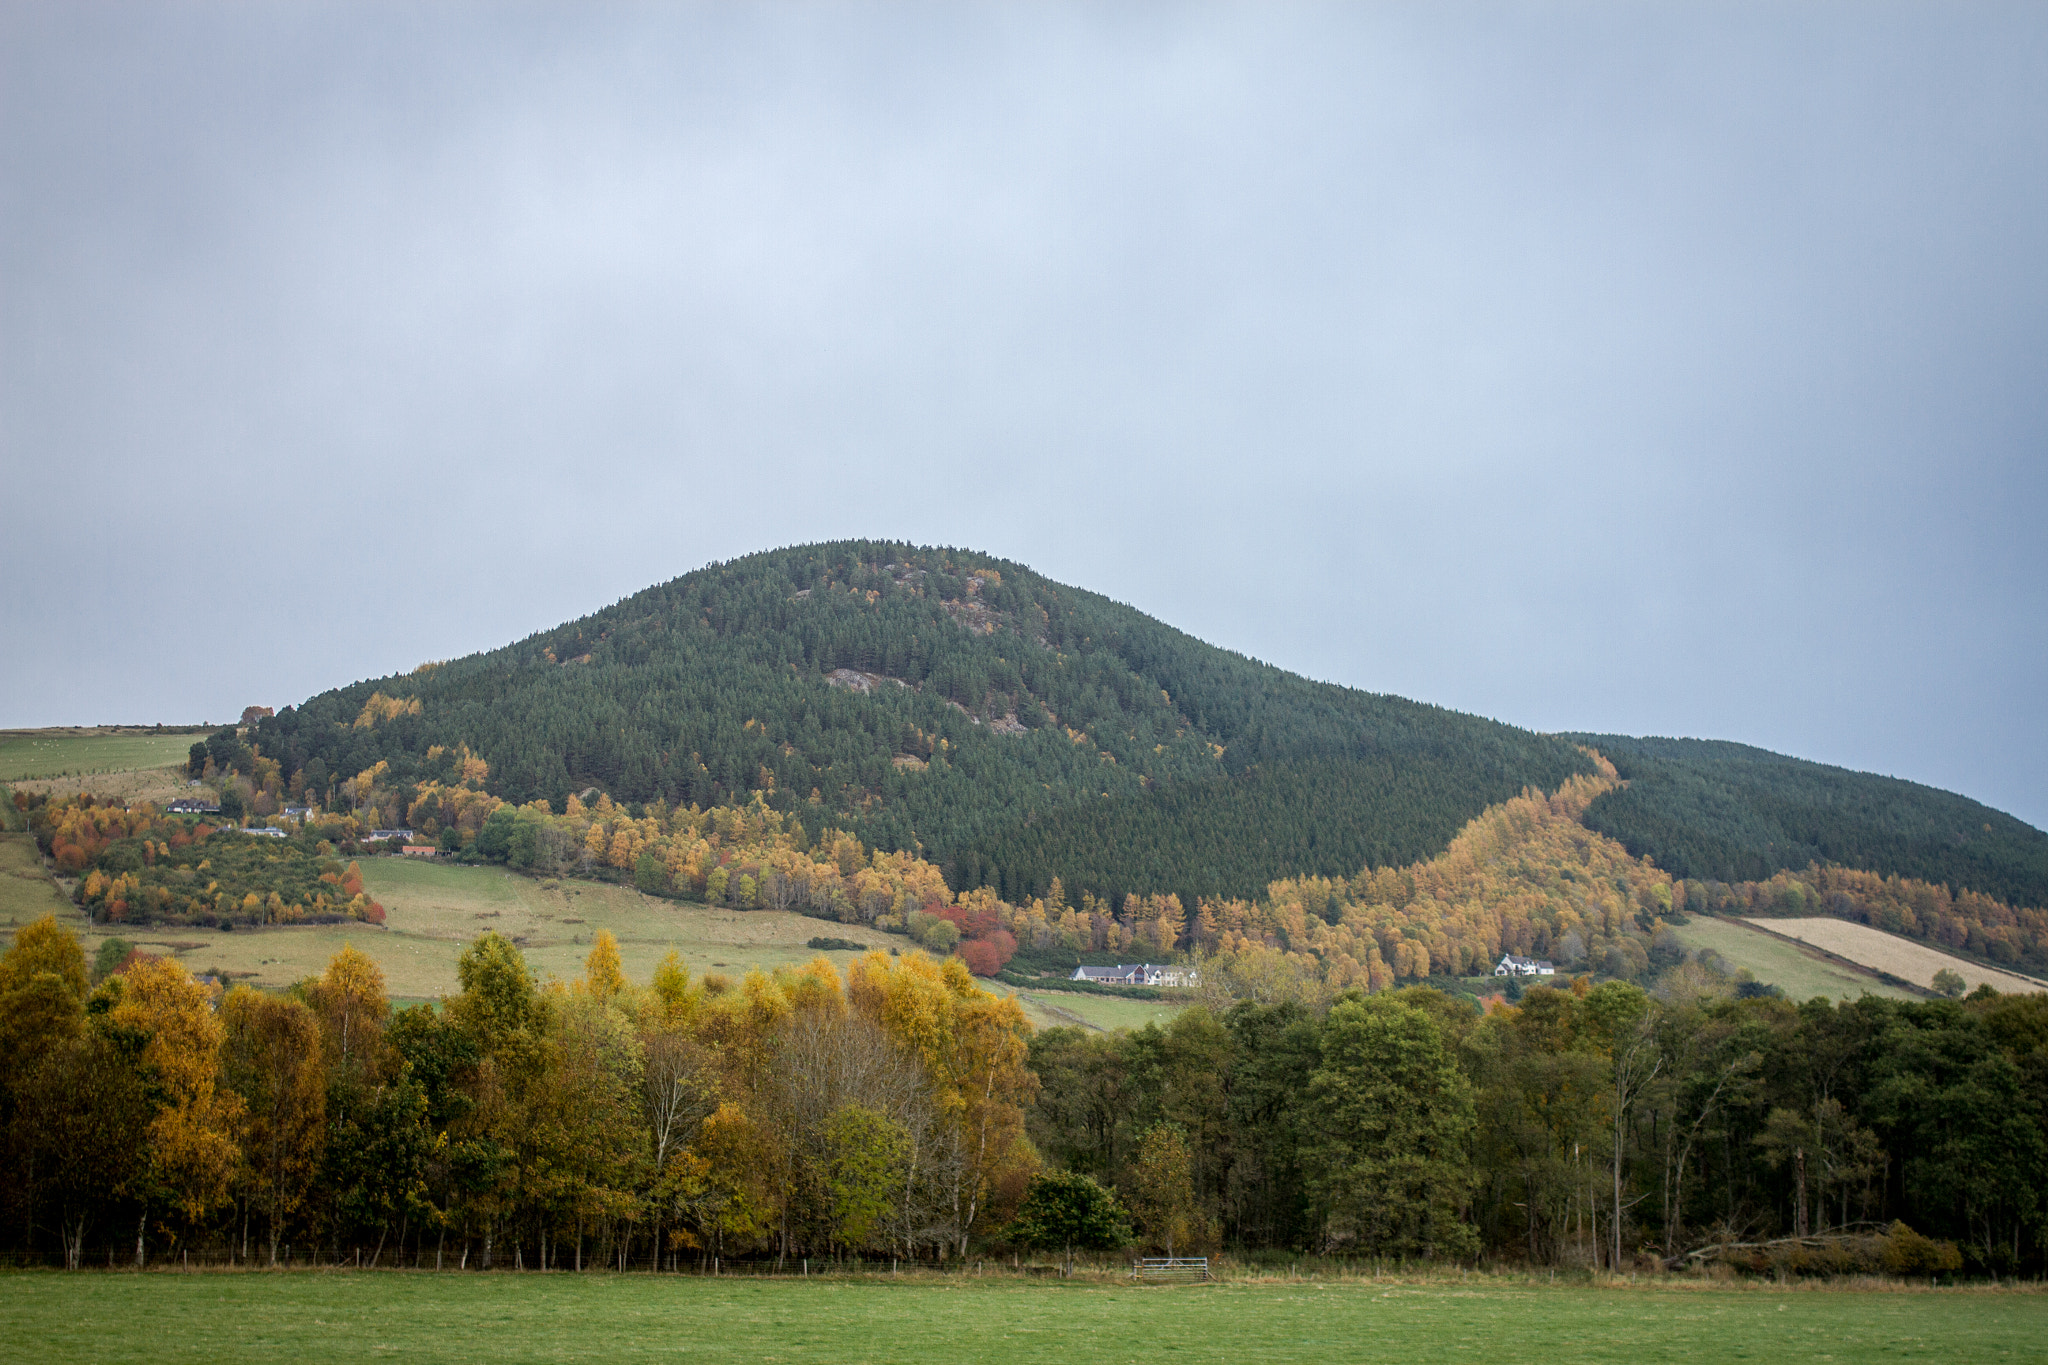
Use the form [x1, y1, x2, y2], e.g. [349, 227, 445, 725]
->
[255, 541, 1589, 903]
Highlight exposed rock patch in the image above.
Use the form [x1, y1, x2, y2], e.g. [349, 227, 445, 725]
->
[826, 668, 908, 694]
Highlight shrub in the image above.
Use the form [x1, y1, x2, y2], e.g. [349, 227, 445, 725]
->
[1881, 1221, 1962, 1276]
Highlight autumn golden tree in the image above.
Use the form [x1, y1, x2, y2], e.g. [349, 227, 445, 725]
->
[109, 957, 246, 1259]
[306, 944, 390, 1085]
[1127, 1122, 1202, 1255]
[0, 915, 89, 1089]
[222, 987, 326, 1263]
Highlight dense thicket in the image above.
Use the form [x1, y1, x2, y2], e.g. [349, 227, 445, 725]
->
[1029, 983, 2048, 1274]
[250, 542, 1591, 903]
[1570, 735, 2048, 910]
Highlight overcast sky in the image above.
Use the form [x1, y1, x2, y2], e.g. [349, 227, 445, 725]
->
[3, 3, 2044, 828]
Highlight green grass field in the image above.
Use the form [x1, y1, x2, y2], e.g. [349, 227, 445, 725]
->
[2, 1271, 2036, 1364]
[1009, 986, 1189, 1032]
[1665, 917, 1920, 1004]
[0, 832, 73, 928]
[0, 729, 201, 782]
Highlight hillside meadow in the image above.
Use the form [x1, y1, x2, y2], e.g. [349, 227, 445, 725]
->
[0, 729, 199, 783]
[0, 833, 74, 926]
[0, 845, 1108, 1027]
[0, 730, 200, 807]
[38, 855, 904, 1000]
[1663, 917, 1922, 1003]
[1748, 917, 2046, 996]
[1008, 984, 1187, 1031]
[3, 1271, 2038, 1365]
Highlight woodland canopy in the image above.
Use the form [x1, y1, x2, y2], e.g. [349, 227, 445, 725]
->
[2, 919, 2042, 1278]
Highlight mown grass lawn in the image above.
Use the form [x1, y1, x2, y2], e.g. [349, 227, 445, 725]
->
[4, 1271, 2038, 1364]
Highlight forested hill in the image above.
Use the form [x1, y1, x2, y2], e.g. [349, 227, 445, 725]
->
[1567, 735, 2048, 910]
[250, 541, 2048, 912]
[255, 541, 1592, 903]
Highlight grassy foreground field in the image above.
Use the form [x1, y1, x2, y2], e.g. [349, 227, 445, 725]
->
[4, 1271, 2039, 1364]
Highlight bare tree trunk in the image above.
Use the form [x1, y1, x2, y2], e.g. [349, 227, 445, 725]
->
[1794, 1148, 1809, 1239]
[1612, 1118, 1623, 1271]
[135, 1208, 146, 1269]
[1609, 1017, 1662, 1271]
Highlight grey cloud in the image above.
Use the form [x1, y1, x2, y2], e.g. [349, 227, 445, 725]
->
[3, 2, 2043, 826]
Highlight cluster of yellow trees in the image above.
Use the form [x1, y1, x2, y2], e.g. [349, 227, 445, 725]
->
[475, 791, 955, 922]
[1180, 764, 1672, 999]
[0, 915, 1036, 1271]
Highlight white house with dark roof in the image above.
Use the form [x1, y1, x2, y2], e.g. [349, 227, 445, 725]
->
[1495, 954, 1556, 977]
[1071, 963, 1198, 988]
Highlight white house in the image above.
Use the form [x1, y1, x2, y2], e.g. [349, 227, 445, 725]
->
[1495, 954, 1556, 978]
[1070, 963, 1199, 988]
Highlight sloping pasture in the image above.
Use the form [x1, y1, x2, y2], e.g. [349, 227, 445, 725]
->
[1746, 917, 2046, 996]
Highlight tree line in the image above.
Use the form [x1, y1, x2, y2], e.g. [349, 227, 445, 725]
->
[1029, 977, 2046, 1275]
[0, 918, 1036, 1271]
[3, 915, 2040, 1276]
